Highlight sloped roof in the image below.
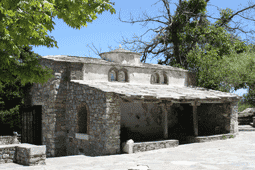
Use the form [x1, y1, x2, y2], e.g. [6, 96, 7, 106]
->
[70, 80, 242, 102]
[238, 108, 255, 117]
[41, 55, 187, 72]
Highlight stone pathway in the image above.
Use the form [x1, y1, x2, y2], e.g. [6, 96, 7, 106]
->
[1, 129, 255, 170]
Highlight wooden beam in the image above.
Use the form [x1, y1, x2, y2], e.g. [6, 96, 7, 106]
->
[190, 101, 200, 137]
[162, 104, 168, 139]
[160, 102, 173, 139]
[193, 105, 198, 136]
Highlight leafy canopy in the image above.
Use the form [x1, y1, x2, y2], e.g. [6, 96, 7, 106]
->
[0, 0, 115, 87]
[155, 1, 250, 91]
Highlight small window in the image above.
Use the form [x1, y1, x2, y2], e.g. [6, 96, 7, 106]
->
[151, 73, 160, 84]
[118, 71, 126, 82]
[118, 68, 128, 82]
[163, 72, 168, 84]
[109, 69, 117, 81]
[78, 104, 88, 134]
[109, 67, 129, 82]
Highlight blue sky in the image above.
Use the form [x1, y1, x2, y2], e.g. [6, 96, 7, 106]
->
[31, 0, 253, 98]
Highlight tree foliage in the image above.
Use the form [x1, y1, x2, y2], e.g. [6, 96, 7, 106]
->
[118, 0, 255, 92]
[0, 46, 39, 135]
[0, 0, 116, 134]
[187, 42, 255, 92]
[0, 0, 115, 87]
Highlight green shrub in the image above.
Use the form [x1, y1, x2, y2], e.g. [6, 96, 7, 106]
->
[0, 105, 22, 135]
[238, 100, 255, 112]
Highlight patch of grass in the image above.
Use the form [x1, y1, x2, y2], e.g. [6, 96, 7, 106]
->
[222, 135, 227, 140]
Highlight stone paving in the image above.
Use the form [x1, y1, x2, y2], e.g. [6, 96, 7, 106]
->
[1, 127, 255, 170]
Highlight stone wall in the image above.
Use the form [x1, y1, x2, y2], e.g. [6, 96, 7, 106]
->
[31, 58, 67, 157]
[119, 101, 164, 142]
[0, 136, 14, 145]
[30, 58, 85, 157]
[0, 135, 21, 145]
[119, 102, 185, 142]
[119, 102, 197, 143]
[70, 62, 84, 80]
[197, 103, 229, 136]
[83, 63, 195, 87]
[0, 144, 46, 166]
[197, 102, 239, 135]
[132, 139, 178, 153]
[0, 146, 15, 164]
[30, 57, 124, 157]
[66, 82, 121, 156]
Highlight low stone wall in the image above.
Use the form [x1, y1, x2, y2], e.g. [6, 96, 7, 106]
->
[0, 146, 16, 164]
[0, 135, 21, 145]
[131, 140, 179, 153]
[123, 134, 236, 154]
[0, 144, 46, 166]
[186, 133, 236, 143]
[0, 136, 13, 145]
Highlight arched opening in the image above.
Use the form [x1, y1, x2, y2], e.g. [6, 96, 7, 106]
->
[118, 68, 129, 82]
[151, 73, 160, 84]
[108, 67, 118, 82]
[118, 71, 126, 82]
[163, 72, 168, 84]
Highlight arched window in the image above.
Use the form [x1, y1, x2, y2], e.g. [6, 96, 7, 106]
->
[118, 71, 125, 82]
[163, 72, 168, 84]
[118, 68, 129, 82]
[78, 103, 89, 134]
[151, 72, 160, 84]
[108, 67, 118, 82]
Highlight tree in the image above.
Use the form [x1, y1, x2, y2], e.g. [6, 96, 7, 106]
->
[117, 0, 254, 91]
[0, 45, 44, 135]
[0, 0, 116, 87]
[118, 0, 255, 64]
[187, 41, 255, 91]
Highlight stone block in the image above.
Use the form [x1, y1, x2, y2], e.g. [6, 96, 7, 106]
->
[18, 144, 46, 156]
[3, 154, 9, 158]
[9, 154, 14, 159]
[128, 165, 151, 170]
[37, 160, 46, 165]
[5, 159, 13, 163]
[122, 139, 134, 154]
[0, 159, 5, 164]
[28, 156, 43, 163]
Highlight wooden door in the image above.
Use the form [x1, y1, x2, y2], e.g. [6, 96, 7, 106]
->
[21, 105, 42, 145]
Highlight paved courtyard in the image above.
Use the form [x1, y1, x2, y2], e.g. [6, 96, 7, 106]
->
[1, 130, 255, 170]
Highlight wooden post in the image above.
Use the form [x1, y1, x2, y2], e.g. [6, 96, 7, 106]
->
[160, 102, 173, 139]
[190, 101, 201, 137]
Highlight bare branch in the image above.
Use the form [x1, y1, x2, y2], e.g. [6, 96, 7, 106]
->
[162, 0, 172, 23]
[85, 43, 102, 56]
[237, 13, 255, 22]
[116, 0, 255, 68]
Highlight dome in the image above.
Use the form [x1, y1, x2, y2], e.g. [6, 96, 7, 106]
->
[99, 45, 142, 66]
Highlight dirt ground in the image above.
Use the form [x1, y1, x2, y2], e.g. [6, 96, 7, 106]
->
[1, 130, 255, 170]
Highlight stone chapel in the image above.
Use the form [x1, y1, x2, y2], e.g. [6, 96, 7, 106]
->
[23, 45, 241, 157]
